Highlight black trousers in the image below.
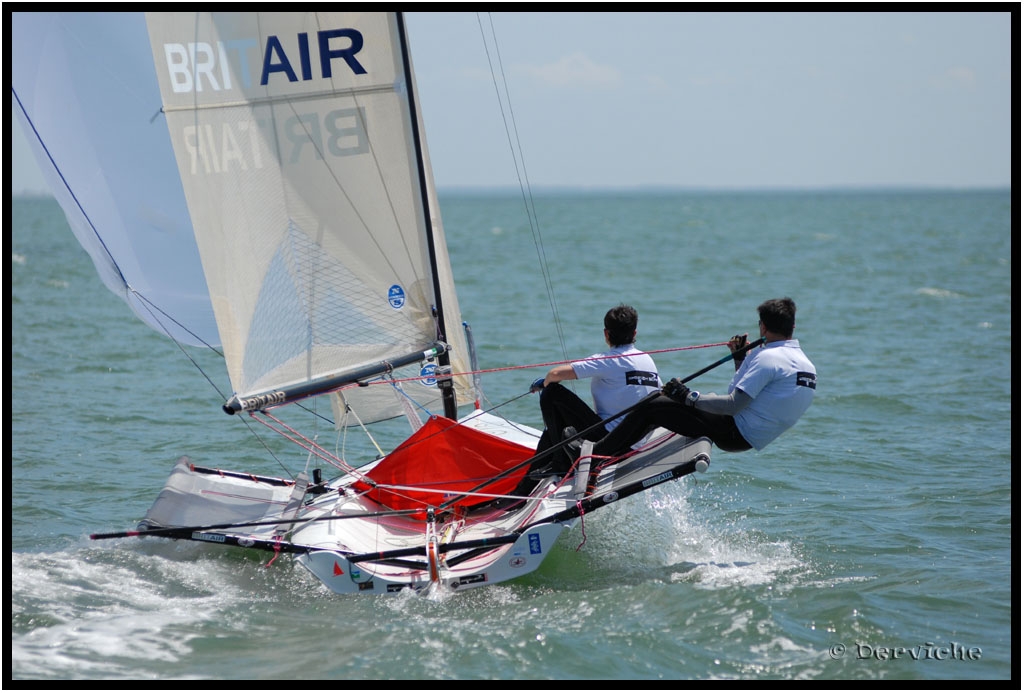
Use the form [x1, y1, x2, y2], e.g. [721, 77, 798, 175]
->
[537, 383, 608, 449]
[592, 394, 752, 458]
[518, 383, 606, 483]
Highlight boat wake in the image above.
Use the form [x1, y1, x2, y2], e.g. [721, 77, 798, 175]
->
[550, 478, 806, 591]
[11, 548, 242, 677]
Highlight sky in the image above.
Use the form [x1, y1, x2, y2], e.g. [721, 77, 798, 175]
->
[10, 10, 1013, 194]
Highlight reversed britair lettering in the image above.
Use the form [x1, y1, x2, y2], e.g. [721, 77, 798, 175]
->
[163, 29, 366, 93]
[179, 107, 369, 175]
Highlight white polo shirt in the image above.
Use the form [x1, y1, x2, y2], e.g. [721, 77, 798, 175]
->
[730, 339, 817, 450]
[571, 345, 661, 431]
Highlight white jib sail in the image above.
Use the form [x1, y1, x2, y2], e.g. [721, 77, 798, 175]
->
[12, 12, 219, 347]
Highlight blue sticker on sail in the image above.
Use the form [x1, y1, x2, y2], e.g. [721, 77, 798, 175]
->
[388, 284, 406, 310]
[420, 364, 437, 387]
[528, 533, 542, 555]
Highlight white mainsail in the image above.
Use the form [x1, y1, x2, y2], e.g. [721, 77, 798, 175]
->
[15, 11, 473, 423]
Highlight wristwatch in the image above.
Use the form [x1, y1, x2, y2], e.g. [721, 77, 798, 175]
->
[685, 390, 700, 406]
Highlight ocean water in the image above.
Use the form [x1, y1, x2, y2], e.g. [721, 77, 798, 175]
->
[10, 190, 1013, 681]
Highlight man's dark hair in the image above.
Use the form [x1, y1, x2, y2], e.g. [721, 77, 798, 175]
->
[758, 297, 797, 338]
[604, 304, 638, 347]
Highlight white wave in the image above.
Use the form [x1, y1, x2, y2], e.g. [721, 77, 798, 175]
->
[562, 478, 805, 590]
[915, 287, 962, 298]
[10, 548, 259, 678]
[655, 483, 803, 589]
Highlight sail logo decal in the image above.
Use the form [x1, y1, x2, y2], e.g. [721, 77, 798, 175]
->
[162, 29, 366, 93]
[528, 533, 542, 555]
[388, 285, 406, 310]
[191, 532, 226, 543]
[238, 391, 287, 411]
[159, 28, 375, 174]
[178, 107, 369, 175]
[642, 471, 674, 488]
[456, 573, 487, 587]
[419, 364, 437, 387]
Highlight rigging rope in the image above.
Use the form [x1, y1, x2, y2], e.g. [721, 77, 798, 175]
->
[477, 12, 568, 362]
[331, 340, 732, 391]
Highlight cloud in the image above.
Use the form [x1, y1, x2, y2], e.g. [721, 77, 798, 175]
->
[930, 66, 977, 90]
[641, 74, 671, 91]
[520, 52, 623, 89]
[685, 71, 738, 88]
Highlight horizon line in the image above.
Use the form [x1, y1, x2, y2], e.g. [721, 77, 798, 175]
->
[12, 183, 1011, 200]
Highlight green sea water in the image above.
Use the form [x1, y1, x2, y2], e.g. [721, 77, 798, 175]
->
[10, 189, 1013, 680]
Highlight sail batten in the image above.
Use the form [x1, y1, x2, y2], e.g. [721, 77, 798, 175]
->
[159, 83, 400, 114]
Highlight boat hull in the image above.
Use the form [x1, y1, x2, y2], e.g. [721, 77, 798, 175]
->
[137, 411, 713, 595]
[297, 520, 568, 595]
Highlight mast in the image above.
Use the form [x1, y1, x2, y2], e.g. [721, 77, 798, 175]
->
[395, 11, 458, 419]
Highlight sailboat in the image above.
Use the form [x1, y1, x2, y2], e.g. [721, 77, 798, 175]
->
[13, 11, 718, 595]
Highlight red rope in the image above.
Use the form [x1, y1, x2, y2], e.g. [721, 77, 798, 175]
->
[265, 537, 283, 567]
[575, 499, 588, 551]
[334, 341, 731, 391]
